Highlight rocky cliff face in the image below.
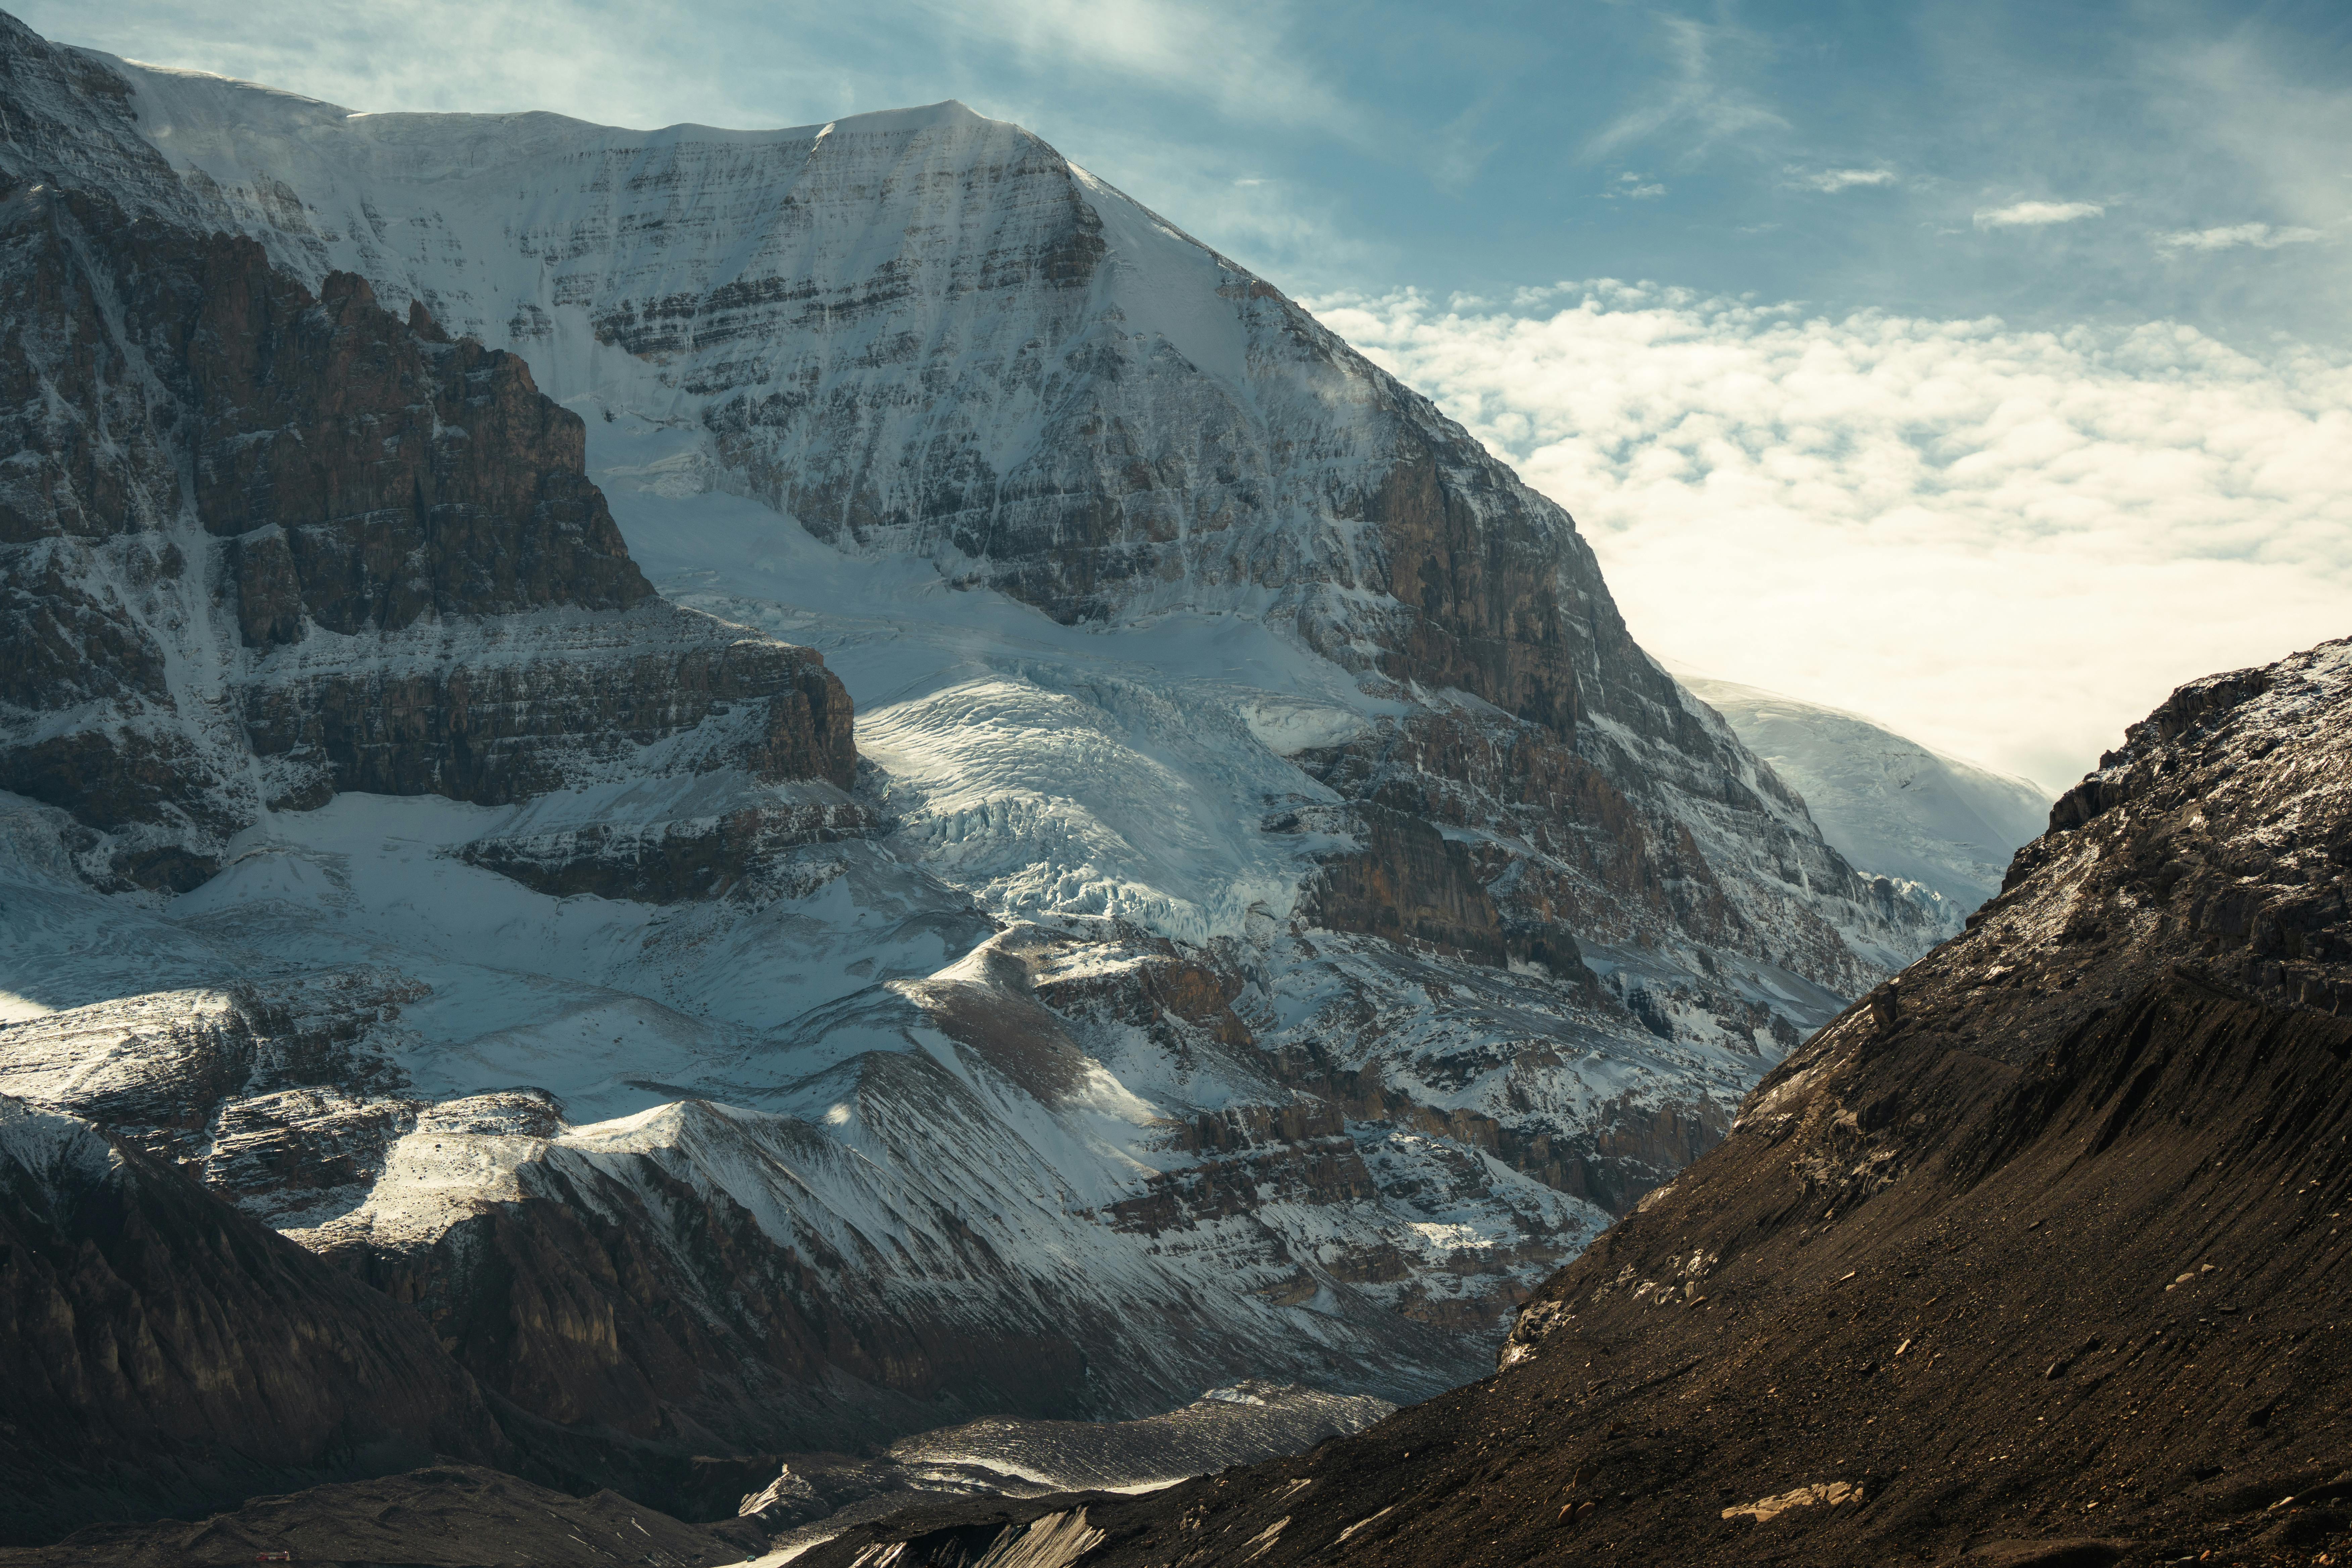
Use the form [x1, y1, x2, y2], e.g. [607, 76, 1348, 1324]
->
[0, 15, 1933, 974]
[0, 174, 857, 893]
[827, 636, 2352, 1568]
[0, 333, 1578, 1529]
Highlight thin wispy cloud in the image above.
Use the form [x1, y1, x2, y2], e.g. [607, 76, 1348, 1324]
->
[1974, 200, 2105, 230]
[1581, 14, 1787, 161]
[2155, 222, 2325, 253]
[2146, 31, 2352, 260]
[1309, 281, 2352, 789]
[1787, 166, 1896, 192]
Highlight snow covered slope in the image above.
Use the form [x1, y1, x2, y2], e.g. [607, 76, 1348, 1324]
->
[1681, 676, 2052, 925]
[0, 786, 1604, 1440]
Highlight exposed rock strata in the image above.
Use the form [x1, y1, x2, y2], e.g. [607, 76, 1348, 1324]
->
[793, 636, 2352, 1568]
[0, 16, 2016, 1532]
[0, 8, 1934, 1354]
[0, 178, 856, 890]
[0, 28, 1936, 990]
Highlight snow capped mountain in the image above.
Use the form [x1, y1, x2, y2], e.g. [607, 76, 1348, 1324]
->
[1680, 676, 2051, 925]
[8, 32, 1935, 976]
[0, 7, 1960, 1513]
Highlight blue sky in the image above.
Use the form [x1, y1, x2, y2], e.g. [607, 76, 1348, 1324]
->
[29, 0, 2352, 786]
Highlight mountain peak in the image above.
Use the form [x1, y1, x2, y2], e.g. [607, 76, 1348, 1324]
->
[826, 97, 992, 133]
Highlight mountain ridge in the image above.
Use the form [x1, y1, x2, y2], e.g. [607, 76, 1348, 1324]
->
[10, 21, 1937, 968]
[803, 633, 2352, 1568]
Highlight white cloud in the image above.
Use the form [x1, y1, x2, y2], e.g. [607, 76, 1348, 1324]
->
[1306, 281, 2352, 790]
[2155, 222, 2324, 253]
[1608, 174, 1668, 200]
[1787, 167, 1897, 193]
[1974, 200, 2106, 230]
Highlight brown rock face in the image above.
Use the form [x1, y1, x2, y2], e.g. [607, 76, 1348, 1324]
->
[0, 186, 650, 592]
[1301, 803, 1517, 969]
[241, 631, 856, 808]
[191, 271, 649, 638]
[793, 637, 2352, 1568]
[1352, 429, 1589, 737]
[1304, 715, 1716, 958]
[0, 180, 857, 890]
[0, 1097, 509, 1547]
[1299, 704, 1911, 998]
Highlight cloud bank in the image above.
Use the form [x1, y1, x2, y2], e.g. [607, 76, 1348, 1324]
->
[1309, 283, 2352, 790]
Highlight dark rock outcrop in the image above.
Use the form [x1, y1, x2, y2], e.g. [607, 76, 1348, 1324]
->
[0, 1096, 510, 1547]
[0, 178, 858, 891]
[793, 636, 2352, 1568]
